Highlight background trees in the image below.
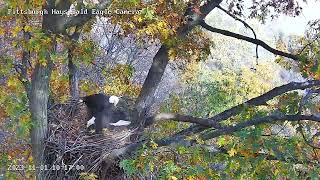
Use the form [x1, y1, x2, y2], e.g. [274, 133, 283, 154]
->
[0, 0, 319, 179]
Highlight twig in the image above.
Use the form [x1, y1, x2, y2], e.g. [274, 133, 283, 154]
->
[217, 5, 259, 65]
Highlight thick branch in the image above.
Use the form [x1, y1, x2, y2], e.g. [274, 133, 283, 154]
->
[145, 113, 221, 128]
[68, 49, 80, 99]
[135, 0, 224, 116]
[106, 114, 319, 166]
[200, 0, 224, 16]
[143, 81, 320, 141]
[199, 20, 300, 61]
[166, 80, 320, 143]
[67, 29, 81, 99]
[135, 46, 170, 115]
[42, 1, 112, 34]
[201, 114, 320, 140]
[22, 31, 31, 90]
[208, 80, 320, 124]
[217, 5, 259, 61]
[147, 80, 320, 127]
[63, 13, 94, 31]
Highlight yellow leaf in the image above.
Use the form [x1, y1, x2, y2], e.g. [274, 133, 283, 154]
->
[134, 15, 143, 22]
[129, 23, 135, 29]
[228, 148, 237, 157]
[7, 77, 17, 88]
[24, 25, 32, 32]
[150, 140, 158, 149]
[28, 155, 33, 162]
[34, 44, 41, 52]
[39, 57, 47, 67]
[168, 48, 177, 60]
[20, 114, 30, 123]
[12, 26, 22, 37]
[137, 16, 143, 22]
[169, 176, 178, 180]
[157, 21, 166, 28]
[0, 29, 5, 36]
[239, 149, 251, 158]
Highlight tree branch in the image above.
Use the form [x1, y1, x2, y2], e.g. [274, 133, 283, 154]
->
[208, 80, 320, 124]
[297, 122, 320, 149]
[42, 1, 112, 34]
[166, 80, 320, 142]
[199, 20, 300, 61]
[135, 45, 170, 116]
[201, 114, 320, 140]
[200, 0, 224, 16]
[135, 0, 224, 117]
[217, 5, 259, 63]
[14, 30, 31, 95]
[145, 113, 221, 128]
[144, 81, 320, 139]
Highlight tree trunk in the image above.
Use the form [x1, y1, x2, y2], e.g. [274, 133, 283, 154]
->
[29, 62, 52, 180]
[135, 46, 169, 115]
[68, 49, 80, 99]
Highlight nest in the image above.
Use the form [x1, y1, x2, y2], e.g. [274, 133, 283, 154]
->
[45, 101, 137, 179]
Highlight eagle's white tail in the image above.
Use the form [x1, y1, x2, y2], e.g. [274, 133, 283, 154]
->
[109, 120, 131, 126]
[86, 117, 96, 127]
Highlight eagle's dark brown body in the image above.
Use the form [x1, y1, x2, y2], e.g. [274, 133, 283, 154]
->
[81, 93, 128, 133]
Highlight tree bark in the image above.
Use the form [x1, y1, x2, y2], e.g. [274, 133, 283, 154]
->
[29, 4, 55, 175]
[68, 49, 79, 99]
[135, 46, 170, 114]
[26, 1, 112, 179]
[29, 62, 52, 180]
[134, 0, 223, 121]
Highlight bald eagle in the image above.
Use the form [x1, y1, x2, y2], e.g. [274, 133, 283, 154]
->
[80, 93, 131, 134]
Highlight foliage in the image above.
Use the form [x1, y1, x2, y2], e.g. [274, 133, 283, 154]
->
[80, 172, 98, 180]
[104, 64, 141, 97]
[0, 0, 319, 179]
[122, 60, 318, 178]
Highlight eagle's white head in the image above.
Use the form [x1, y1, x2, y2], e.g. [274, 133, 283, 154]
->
[109, 95, 120, 106]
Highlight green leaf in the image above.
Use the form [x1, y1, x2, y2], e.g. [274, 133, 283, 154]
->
[119, 159, 138, 175]
[217, 137, 226, 147]
[141, 7, 155, 20]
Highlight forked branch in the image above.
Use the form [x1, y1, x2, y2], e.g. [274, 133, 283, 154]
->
[199, 20, 300, 61]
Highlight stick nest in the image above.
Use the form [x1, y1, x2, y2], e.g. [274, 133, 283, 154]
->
[45, 101, 137, 179]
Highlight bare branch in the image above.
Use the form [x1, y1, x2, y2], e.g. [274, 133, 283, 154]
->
[14, 31, 31, 95]
[208, 80, 320, 124]
[201, 114, 320, 140]
[42, 1, 112, 34]
[145, 113, 221, 128]
[168, 80, 320, 142]
[298, 34, 320, 55]
[217, 5, 259, 64]
[297, 122, 320, 150]
[199, 20, 300, 61]
[200, 0, 224, 16]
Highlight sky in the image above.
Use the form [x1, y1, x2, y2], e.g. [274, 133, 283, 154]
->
[205, 0, 320, 83]
[264, 0, 320, 35]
